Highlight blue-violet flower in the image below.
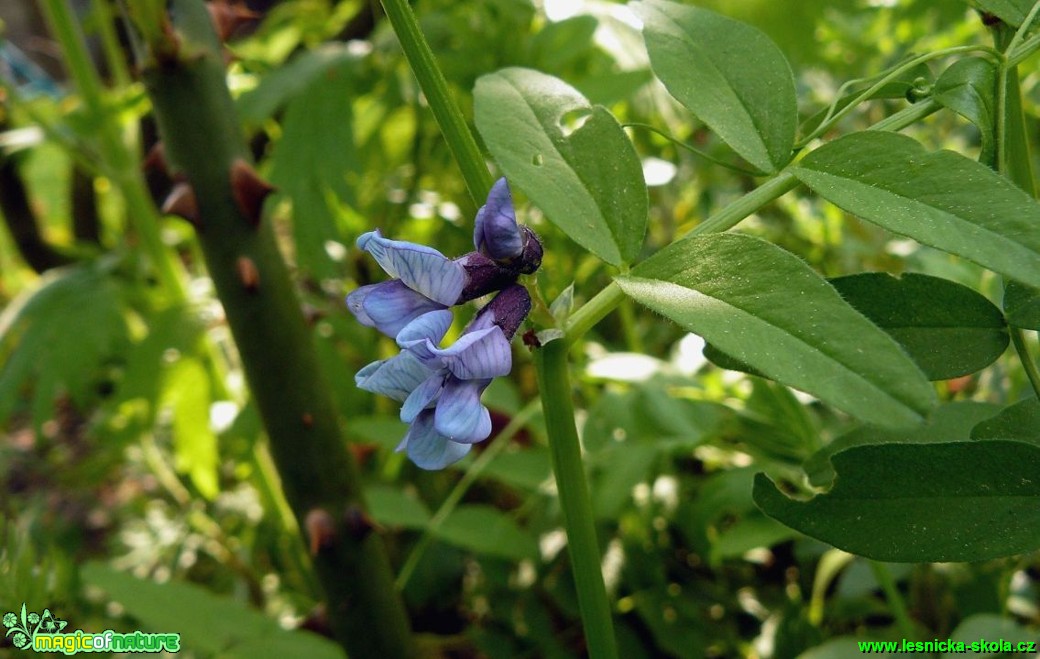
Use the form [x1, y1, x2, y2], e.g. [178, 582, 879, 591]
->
[347, 179, 540, 469]
[356, 284, 532, 469]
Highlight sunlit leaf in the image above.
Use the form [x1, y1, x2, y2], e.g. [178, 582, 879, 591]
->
[474, 67, 647, 265]
[0, 264, 129, 431]
[635, 0, 797, 173]
[162, 358, 219, 499]
[616, 233, 937, 428]
[793, 131, 1040, 287]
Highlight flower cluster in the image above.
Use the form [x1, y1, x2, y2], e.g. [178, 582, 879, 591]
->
[347, 179, 540, 469]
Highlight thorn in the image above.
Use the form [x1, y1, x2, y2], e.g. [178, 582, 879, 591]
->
[343, 505, 379, 541]
[301, 412, 314, 428]
[522, 328, 540, 349]
[236, 256, 260, 293]
[207, 0, 260, 41]
[143, 142, 167, 174]
[230, 159, 275, 227]
[304, 509, 336, 556]
[161, 183, 200, 227]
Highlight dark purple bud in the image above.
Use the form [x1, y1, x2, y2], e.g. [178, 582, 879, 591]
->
[456, 252, 518, 303]
[468, 284, 532, 340]
[517, 226, 543, 274]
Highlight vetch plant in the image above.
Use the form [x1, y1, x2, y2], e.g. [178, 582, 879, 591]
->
[348, 179, 541, 468]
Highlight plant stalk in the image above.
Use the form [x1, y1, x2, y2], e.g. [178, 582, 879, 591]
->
[534, 339, 619, 659]
[379, 0, 494, 206]
[140, 2, 414, 656]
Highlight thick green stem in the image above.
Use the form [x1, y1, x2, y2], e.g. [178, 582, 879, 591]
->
[534, 340, 618, 659]
[379, 0, 494, 206]
[141, 2, 413, 656]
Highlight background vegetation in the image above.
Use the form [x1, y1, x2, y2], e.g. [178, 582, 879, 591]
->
[2, 0, 1039, 657]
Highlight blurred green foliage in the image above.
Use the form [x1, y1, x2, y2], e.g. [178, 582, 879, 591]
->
[2, 0, 1040, 657]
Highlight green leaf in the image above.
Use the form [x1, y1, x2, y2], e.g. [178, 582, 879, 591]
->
[482, 447, 552, 491]
[161, 359, 219, 500]
[634, 0, 797, 173]
[970, 0, 1036, 26]
[1003, 280, 1040, 329]
[0, 264, 129, 431]
[236, 44, 357, 125]
[805, 401, 1002, 487]
[474, 67, 647, 265]
[755, 440, 1040, 562]
[435, 505, 537, 561]
[793, 131, 1040, 288]
[268, 56, 357, 280]
[830, 273, 1008, 380]
[81, 563, 345, 659]
[971, 397, 1040, 442]
[616, 233, 937, 428]
[934, 57, 997, 165]
[948, 614, 1037, 654]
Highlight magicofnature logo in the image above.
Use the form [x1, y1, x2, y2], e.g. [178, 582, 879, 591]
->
[4, 604, 180, 654]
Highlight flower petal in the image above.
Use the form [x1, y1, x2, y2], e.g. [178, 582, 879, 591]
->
[473, 178, 523, 261]
[401, 373, 444, 423]
[398, 410, 471, 469]
[396, 309, 454, 359]
[355, 351, 433, 402]
[347, 280, 445, 337]
[434, 377, 493, 443]
[414, 326, 512, 379]
[357, 230, 466, 306]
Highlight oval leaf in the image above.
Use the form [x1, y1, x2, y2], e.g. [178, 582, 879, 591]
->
[793, 131, 1040, 288]
[616, 233, 937, 428]
[934, 57, 996, 165]
[755, 440, 1040, 562]
[435, 505, 537, 560]
[474, 67, 647, 265]
[971, 397, 1040, 443]
[1003, 280, 1040, 329]
[635, 0, 797, 173]
[830, 272, 1008, 380]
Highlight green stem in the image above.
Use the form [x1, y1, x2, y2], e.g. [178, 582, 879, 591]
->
[397, 400, 541, 589]
[142, 2, 414, 656]
[534, 340, 618, 659]
[1011, 329, 1040, 398]
[869, 561, 916, 640]
[39, 0, 184, 299]
[379, 0, 494, 206]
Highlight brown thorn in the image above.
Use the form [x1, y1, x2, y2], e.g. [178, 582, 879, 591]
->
[230, 159, 275, 228]
[143, 142, 167, 174]
[236, 256, 260, 293]
[161, 183, 200, 227]
[208, 0, 261, 42]
[301, 412, 314, 428]
[343, 505, 379, 541]
[304, 509, 336, 556]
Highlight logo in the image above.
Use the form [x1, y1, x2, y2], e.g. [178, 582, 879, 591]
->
[4, 604, 180, 654]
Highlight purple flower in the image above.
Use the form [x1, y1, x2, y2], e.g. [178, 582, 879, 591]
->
[347, 179, 542, 337]
[347, 178, 540, 469]
[347, 230, 467, 338]
[474, 178, 543, 274]
[356, 285, 531, 469]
